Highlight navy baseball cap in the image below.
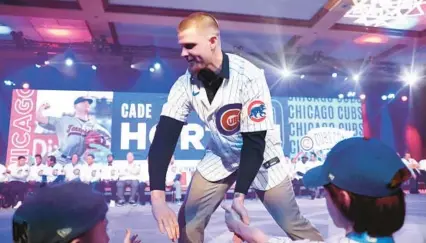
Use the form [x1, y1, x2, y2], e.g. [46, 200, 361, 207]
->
[12, 182, 108, 243]
[74, 96, 93, 105]
[303, 137, 409, 197]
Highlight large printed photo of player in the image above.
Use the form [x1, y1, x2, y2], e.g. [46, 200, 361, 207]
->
[34, 91, 113, 164]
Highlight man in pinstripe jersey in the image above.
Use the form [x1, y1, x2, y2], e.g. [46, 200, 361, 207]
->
[147, 12, 323, 242]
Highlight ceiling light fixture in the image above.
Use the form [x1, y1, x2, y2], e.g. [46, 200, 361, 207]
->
[345, 0, 426, 28]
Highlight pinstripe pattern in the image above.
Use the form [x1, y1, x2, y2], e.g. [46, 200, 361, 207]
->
[161, 53, 290, 191]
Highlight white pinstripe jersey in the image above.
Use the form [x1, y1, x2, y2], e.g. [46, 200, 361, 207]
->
[161, 53, 290, 191]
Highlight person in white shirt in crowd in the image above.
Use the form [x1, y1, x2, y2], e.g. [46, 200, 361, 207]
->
[166, 156, 183, 205]
[0, 162, 9, 207]
[138, 161, 149, 206]
[64, 154, 82, 182]
[401, 152, 421, 194]
[292, 155, 309, 196]
[27, 154, 47, 190]
[80, 154, 102, 192]
[223, 137, 413, 243]
[100, 154, 120, 207]
[419, 159, 426, 182]
[43, 155, 64, 185]
[7, 156, 30, 209]
[117, 152, 141, 206]
[307, 153, 323, 199]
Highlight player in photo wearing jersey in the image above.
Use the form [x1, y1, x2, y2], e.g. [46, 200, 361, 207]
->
[36, 96, 111, 165]
[148, 12, 323, 242]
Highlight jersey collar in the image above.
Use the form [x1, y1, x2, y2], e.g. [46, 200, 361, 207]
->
[217, 51, 230, 79]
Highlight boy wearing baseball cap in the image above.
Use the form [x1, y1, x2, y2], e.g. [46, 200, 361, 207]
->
[12, 181, 141, 243]
[223, 137, 413, 243]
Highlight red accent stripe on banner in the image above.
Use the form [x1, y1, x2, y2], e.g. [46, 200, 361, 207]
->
[361, 100, 371, 139]
[6, 89, 38, 165]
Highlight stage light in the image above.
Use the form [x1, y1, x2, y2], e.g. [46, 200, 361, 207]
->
[65, 58, 73, 66]
[381, 95, 387, 101]
[22, 83, 29, 89]
[44, 60, 50, 65]
[300, 74, 305, 79]
[4, 80, 13, 86]
[0, 25, 11, 35]
[338, 94, 344, 99]
[130, 64, 135, 69]
[35, 64, 41, 68]
[91, 65, 97, 70]
[154, 62, 161, 70]
[281, 69, 291, 77]
[360, 94, 366, 100]
[403, 72, 418, 85]
[332, 73, 337, 78]
[388, 93, 395, 99]
[401, 96, 408, 102]
[353, 74, 360, 81]
[149, 67, 155, 73]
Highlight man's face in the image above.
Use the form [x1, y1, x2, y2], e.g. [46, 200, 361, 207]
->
[18, 158, 26, 166]
[178, 28, 215, 74]
[75, 101, 91, 114]
[310, 155, 316, 161]
[404, 153, 411, 159]
[127, 153, 134, 162]
[301, 157, 308, 163]
[107, 155, 113, 163]
[35, 156, 42, 165]
[87, 156, 94, 165]
[71, 154, 78, 165]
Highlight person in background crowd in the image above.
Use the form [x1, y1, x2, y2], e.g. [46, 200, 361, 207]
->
[64, 154, 82, 182]
[27, 154, 46, 190]
[401, 152, 421, 194]
[223, 137, 413, 243]
[100, 154, 119, 207]
[308, 153, 323, 199]
[292, 154, 309, 196]
[165, 156, 183, 205]
[7, 156, 30, 209]
[419, 158, 426, 182]
[80, 154, 102, 192]
[117, 152, 141, 206]
[12, 181, 141, 243]
[138, 162, 149, 206]
[44, 155, 64, 185]
[0, 162, 9, 207]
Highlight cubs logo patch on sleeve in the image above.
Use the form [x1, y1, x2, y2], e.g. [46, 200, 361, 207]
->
[248, 100, 267, 122]
[215, 103, 242, 135]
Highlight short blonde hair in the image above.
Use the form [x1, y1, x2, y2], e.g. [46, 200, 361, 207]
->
[178, 12, 220, 36]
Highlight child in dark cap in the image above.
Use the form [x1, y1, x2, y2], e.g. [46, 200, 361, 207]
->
[12, 181, 141, 243]
[222, 137, 415, 243]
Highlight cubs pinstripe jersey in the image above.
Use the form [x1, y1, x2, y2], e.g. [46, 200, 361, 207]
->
[161, 53, 290, 190]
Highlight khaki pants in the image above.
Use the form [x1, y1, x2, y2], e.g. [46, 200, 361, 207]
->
[177, 171, 323, 243]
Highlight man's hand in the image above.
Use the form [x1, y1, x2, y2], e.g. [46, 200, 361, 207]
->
[232, 192, 250, 225]
[124, 229, 141, 243]
[151, 190, 179, 241]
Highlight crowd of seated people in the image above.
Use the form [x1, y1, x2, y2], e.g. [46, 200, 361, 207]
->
[0, 152, 183, 209]
[288, 151, 426, 199]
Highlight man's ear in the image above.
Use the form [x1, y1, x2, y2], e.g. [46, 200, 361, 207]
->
[209, 35, 218, 50]
[339, 190, 351, 208]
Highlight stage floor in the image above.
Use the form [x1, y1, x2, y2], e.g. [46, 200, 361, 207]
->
[0, 194, 425, 242]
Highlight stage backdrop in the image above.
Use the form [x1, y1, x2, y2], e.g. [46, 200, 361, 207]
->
[6, 89, 363, 164]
